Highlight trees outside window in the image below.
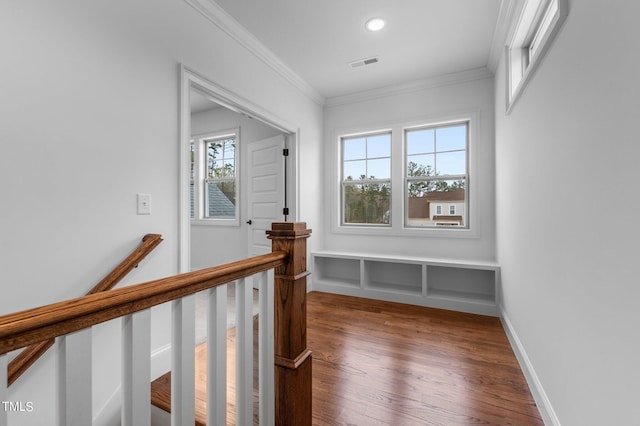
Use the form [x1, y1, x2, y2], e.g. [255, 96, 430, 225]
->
[341, 132, 391, 225]
[190, 130, 239, 225]
[405, 123, 467, 228]
[337, 119, 470, 231]
[204, 137, 236, 218]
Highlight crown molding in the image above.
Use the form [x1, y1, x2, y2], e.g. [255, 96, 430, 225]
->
[185, 0, 325, 106]
[325, 67, 494, 108]
[487, 0, 522, 73]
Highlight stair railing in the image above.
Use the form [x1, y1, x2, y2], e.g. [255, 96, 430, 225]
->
[0, 222, 312, 426]
[6, 233, 163, 387]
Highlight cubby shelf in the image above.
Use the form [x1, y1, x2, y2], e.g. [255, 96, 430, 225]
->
[311, 251, 500, 316]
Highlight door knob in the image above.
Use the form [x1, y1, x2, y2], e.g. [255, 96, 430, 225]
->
[246, 220, 252, 225]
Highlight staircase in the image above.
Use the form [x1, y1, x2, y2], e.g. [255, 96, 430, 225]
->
[0, 222, 312, 426]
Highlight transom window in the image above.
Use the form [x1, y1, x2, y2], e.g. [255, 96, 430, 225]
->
[405, 122, 468, 228]
[506, 0, 568, 111]
[190, 130, 239, 225]
[341, 132, 391, 225]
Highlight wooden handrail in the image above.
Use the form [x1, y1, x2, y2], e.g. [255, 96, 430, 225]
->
[0, 223, 312, 425]
[88, 233, 164, 294]
[0, 251, 287, 356]
[7, 233, 164, 386]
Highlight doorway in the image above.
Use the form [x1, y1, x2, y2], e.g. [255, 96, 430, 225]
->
[179, 65, 299, 273]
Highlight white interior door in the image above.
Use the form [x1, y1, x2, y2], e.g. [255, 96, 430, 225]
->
[247, 135, 286, 257]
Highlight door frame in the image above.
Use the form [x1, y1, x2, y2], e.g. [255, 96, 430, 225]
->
[179, 64, 300, 273]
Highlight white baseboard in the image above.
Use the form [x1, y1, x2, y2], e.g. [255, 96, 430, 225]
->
[150, 343, 172, 381]
[500, 309, 561, 426]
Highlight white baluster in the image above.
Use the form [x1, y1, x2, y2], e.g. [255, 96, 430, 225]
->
[259, 270, 275, 426]
[207, 285, 227, 426]
[0, 353, 7, 426]
[57, 329, 92, 425]
[122, 310, 151, 426]
[171, 295, 195, 426]
[235, 278, 253, 425]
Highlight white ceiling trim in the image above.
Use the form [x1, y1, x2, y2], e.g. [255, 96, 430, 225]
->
[184, 0, 325, 106]
[325, 67, 495, 108]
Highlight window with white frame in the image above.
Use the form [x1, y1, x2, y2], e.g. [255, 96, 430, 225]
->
[190, 130, 239, 225]
[506, 0, 568, 111]
[341, 132, 391, 225]
[405, 122, 468, 228]
[336, 117, 475, 234]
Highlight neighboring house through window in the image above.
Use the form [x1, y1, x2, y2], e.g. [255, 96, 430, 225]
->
[405, 122, 467, 228]
[336, 118, 471, 232]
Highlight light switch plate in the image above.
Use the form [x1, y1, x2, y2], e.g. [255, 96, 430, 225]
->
[137, 193, 151, 215]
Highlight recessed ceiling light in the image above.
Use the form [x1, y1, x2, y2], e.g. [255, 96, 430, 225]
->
[365, 18, 385, 32]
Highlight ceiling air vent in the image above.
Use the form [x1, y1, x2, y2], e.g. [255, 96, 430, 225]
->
[349, 56, 379, 68]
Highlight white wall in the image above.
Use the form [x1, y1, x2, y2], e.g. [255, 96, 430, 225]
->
[0, 0, 322, 423]
[322, 75, 496, 261]
[190, 106, 283, 269]
[494, 2, 640, 425]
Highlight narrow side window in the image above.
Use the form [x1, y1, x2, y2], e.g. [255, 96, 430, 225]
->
[191, 130, 240, 225]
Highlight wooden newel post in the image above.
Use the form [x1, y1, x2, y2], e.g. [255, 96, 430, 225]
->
[267, 222, 312, 426]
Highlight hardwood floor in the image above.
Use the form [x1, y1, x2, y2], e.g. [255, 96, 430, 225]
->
[308, 292, 542, 426]
[151, 291, 543, 425]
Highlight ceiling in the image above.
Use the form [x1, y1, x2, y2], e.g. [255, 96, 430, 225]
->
[212, 0, 503, 100]
[191, 88, 221, 113]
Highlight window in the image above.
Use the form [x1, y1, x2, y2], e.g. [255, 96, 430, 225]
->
[335, 115, 476, 235]
[190, 129, 239, 225]
[405, 122, 467, 228]
[506, 0, 568, 111]
[341, 132, 391, 225]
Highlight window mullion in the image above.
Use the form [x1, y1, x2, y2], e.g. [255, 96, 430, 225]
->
[344, 178, 391, 185]
[195, 139, 204, 220]
[406, 174, 467, 182]
[390, 127, 403, 230]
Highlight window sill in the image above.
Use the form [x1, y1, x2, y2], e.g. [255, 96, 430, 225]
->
[333, 224, 478, 239]
[191, 218, 240, 227]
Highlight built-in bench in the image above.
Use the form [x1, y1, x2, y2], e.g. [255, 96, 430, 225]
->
[310, 251, 500, 317]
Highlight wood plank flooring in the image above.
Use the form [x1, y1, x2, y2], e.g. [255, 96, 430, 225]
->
[308, 292, 542, 426]
[151, 291, 543, 425]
